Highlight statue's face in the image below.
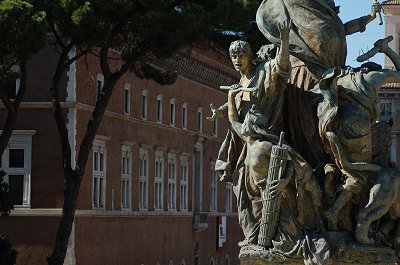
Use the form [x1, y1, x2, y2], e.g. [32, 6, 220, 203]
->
[230, 52, 251, 74]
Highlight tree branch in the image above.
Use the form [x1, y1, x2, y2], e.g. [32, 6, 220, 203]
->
[0, 62, 27, 157]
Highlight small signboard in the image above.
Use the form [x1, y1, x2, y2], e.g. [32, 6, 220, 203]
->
[218, 216, 227, 250]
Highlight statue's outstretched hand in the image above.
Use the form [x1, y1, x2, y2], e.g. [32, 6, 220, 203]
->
[206, 103, 224, 121]
[227, 86, 242, 99]
[371, 2, 382, 19]
[279, 19, 292, 43]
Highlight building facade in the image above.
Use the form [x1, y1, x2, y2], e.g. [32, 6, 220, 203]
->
[0, 44, 243, 265]
[379, 0, 400, 165]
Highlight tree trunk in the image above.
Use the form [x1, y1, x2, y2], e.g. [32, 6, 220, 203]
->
[47, 45, 121, 265]
[46, 170, 79, 265]
[0, 63, 27, 157]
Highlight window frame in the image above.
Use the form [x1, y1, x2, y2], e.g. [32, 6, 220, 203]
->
[197, 107, 203, 133]
[182, 103, 188, 130]
[0, 133, 33, 208]
[139, 148, 149, 211]
[123, 83, 131, 115]
[180, 155, 189, 211]
[213, 118, 218, 137]
[156, 94, 163, 123]
[0, 78, 20, 100]
[154, 150, 164, 210]
[225, 183, 233, 212]
[378, 98, 394, 121]
[121, 145, 132, 210]
[167, 153, 177, 211]
[141, 89, 148, 120]
[210, 161, 217, 212]
[170, 98, 176, 126]
[92, 138, 107, 209]
[96, 73, 104, 99]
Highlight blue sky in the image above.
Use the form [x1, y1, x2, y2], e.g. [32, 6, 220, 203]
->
[336, 0, 385, 66]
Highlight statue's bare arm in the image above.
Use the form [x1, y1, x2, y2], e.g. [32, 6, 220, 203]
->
[275, 19, 291, 75]
[365, 70, 400, 89]
[344, 2, 381, 35]
[206, 102, 228, 121]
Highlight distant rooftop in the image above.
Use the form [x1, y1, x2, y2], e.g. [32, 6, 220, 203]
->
[382, 82, 400, 88]
[382, 0, 400, 5]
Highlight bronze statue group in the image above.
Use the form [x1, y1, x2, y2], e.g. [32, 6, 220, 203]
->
[208, 0, 400, 264]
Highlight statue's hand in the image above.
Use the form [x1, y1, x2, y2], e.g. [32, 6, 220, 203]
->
[269, 178, 290, 197]
[230, 83, 240, 90]
[371, 2, 382, 18]
[227, 85, 242, 98]
[279, 19, 292, 43]
[206, 103, 224, 121]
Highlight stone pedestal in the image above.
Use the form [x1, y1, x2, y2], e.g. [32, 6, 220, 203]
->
[239, 243, 398, 265]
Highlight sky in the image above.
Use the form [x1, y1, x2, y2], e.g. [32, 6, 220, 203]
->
[336, 0, 385, 67]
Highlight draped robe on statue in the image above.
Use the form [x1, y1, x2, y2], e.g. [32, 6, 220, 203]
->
[256, 0, 348, 179]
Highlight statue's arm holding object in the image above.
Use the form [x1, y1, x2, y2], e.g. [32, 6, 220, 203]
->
[344, 1, 382, 35]
[358, 36, 400, 86]
[207, 102, 228, 121]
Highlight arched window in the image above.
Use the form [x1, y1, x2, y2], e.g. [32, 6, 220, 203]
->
[180, 259, 186, 265]
[210, 257, 215, 265]
[225, 255, 230, 265]
[168, 261, 174, 265]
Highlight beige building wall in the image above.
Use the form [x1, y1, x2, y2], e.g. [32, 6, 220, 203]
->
[379, 1, 400, 165]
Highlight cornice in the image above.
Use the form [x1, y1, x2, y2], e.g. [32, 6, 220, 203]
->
[147, 53, 239, 90]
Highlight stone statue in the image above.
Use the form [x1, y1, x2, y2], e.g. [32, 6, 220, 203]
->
[256, 0, 383, 182]
[209, 1, 400, 264]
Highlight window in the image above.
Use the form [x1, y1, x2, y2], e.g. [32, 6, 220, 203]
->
[96, 73, 104, 99]
[225, 183, 233, 212]
[210, 161, 217, 212]
[139, 148, 149, 210]
[156, 94, 163, 123]
[180, 156, 188, 211]
[197, 107, 203, 132]
[193, 144, 203, 212]
[0, 78, 20, 100]
[210, 257, 215, 265]
[93, 139, 107, 208]
[123, 83, 131, 115]
[180, 260, 186, 265]
[154, 151, 164, 210]
[225, 256, 230, 265]
[213, 119, 218, 137]
[141, 90, 148, 120]
[0, 133, 33, 207]
[182, 103, 188, 129]
[168, 153, 177, 210]
[170, 98, 176, 126]
[121, 145, 132, 209]
[378, 99, 394, 121]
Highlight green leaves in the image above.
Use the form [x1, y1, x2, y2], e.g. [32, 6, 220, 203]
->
[5, 0, 260, 85]
[0, 236, 17, 265]
[0, 0, 46, 65]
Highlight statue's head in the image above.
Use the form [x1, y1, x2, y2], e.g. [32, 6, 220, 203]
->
[229, 40, 253, 74]
[326, 0, 340, 14]
[350, 61, 382, 74]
